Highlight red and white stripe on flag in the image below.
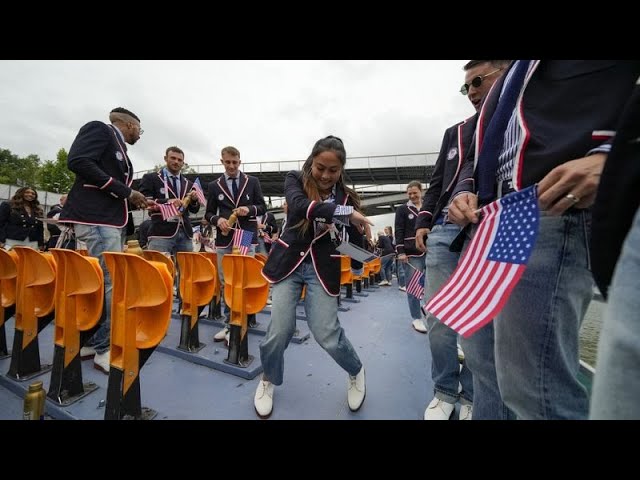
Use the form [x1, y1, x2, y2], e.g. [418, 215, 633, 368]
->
[158, 202, 180, 221]
[232, 227, 253, 255]
[192, 177, 207, 205]
[425, 185, 539, 338]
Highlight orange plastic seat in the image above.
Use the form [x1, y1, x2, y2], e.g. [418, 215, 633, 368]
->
[339, 255, 353, 286]
[143, 250, 175, 278]
[49, 249, 104, 367]
[222, 254, 268, 335]
[13, 247, 56, 347]
[103, 253, 173, 374]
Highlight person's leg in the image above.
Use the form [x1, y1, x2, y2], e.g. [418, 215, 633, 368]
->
[456, 223, 515, 420]
[590, 206, 640, 419]
[494, 211, 592, 419]
[303, 262, 362, 376]
[74, 224, 124, 354]
[259, 268, 303, 385]
[425, 224, 467, 404]
[405, 255, 426, 331]
[148, 236, 176, 254]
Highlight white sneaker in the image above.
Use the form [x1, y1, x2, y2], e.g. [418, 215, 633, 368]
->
[379, 280, 390, 286]
[399, 286, 407, 292]
[348, 367, 366, 412]
[80, 346, 96, 359]
[254, 379, 274, 418]
[213, 327, 229, 342]
[459, 404, 473, 420]
[412, 319, 428, 333]
[423, 397, 455, 420]
[93, 350, 110, 374]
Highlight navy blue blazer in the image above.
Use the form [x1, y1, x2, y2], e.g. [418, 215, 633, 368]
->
[451, 60, 640, 200]
[204, 172, 266, 247]
[0, 202, 44, 246]
[417, 115, 477, 231]
[394, 202, 424, 257]
[262, 171, 364, 296]
[139, 171, 200, 239]
[591, 83, 640, 298]
[60, 121, 134, 227]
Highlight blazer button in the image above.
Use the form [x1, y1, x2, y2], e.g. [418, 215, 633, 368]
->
[300, 252, 305, 256]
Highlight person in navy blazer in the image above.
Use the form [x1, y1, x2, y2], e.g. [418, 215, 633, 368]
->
[447, 60, 640, 420]
[59, 107, 148, 374]
[590, 82, 640, 419]
[204, 146, 266, 339]
[139, 146, 200, 254]
[254, 135, 373, 419]
[415, 60, 511, 421]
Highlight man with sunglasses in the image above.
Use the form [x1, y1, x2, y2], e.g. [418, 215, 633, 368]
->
[415, 60, 511, 420]
[447, 60, 640, 420]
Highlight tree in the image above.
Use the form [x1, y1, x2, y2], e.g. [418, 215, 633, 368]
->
[37, 149, 74, 193]
[0, 149, 41, 186]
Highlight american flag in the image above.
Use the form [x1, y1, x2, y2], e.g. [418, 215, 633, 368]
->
[191, 177, 206, 205]
[232, 227, 253, 255]
[406, 266, 425, 300]
[158, 202, 180, 221]
[425, 185, 539, 338]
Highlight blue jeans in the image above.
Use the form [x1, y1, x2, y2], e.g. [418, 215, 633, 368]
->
[74, 224, 125, 354]
[425, 223, 473, 404]
[216, 242, 256, 321]
[396, 259, 406, 287]
[148, 229, 193, 255]
[590, 206, 640, 419]
[463, 210, 592, 419]
[380, 254, 394, 283]
[259, 260, 362, 385]
[403, 255, 425, 320]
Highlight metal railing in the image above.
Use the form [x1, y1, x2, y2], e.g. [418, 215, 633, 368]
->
[133, 152, 439, 180]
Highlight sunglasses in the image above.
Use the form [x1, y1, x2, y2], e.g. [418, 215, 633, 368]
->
[459, 68, 503, 95]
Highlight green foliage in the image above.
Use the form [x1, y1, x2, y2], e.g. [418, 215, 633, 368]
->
[0, 149, 41, 187]
[37, 149, 74, 193]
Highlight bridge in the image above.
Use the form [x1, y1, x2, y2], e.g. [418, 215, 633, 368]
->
[132, 152, 439, 218]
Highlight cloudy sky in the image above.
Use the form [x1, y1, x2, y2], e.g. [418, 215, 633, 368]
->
[1, 60, 475, 174]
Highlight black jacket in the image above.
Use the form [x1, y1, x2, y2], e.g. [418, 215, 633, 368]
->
[262, 171, 364, 296]
[139, 170, 200, 239]
[591, 83, 640, 298]
[417, 115, 477, 231]
[204, 172, 266, 247]
[46, 203, 64, 237]
[0, 202, 44, 246]
[376, 235, 394, 256]
[452, 60, 640, 200]
[60, 121, 135, 227]
[394, 202, 424, 257]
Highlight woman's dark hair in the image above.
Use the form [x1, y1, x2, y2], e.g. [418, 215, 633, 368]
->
[10, 186, 43, 216]
[294, 136, 362, 235]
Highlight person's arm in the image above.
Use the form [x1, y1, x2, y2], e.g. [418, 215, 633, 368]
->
[36, 217, 45, 249]
[418, 127, 451, 231]
[394, 206, 406, 255]
[67, 121, 132, 200]
[284, 171, 337, 223]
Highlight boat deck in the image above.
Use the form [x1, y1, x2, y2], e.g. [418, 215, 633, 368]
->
[0, 283, 436, 420]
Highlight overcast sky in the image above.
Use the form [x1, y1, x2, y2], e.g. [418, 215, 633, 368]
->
[0, 60, 475, 174]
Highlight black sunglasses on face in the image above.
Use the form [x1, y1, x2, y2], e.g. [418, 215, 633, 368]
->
[459, 68, 503, 95]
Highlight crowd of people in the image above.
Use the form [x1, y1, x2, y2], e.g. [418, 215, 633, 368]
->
[3, 60, 640, 420]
